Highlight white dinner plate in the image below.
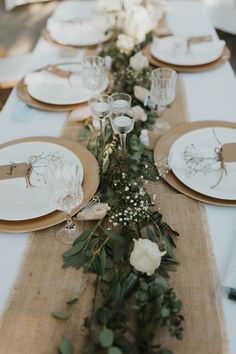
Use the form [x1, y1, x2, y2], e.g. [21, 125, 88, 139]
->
[26, 63, 108, 105]
[168, 127, 236, 200]
[47, 0, 114, 46]
[150, 37, 225, 66]
[0, 141, 84, 221]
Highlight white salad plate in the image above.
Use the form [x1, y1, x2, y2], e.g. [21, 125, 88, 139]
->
[151, 36, 225, 66]
[0, 141, 84, 221]
[168, 127, 236, 200]
[25, 63, 108, 105]
[47, 0, 114, 46]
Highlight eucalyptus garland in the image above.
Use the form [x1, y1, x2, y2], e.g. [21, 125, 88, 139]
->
[60, 33, 184, 354]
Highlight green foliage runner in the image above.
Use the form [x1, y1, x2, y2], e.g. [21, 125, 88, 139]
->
[61, 32, 184, 354]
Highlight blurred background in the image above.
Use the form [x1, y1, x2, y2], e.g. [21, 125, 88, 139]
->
[0, 0, 235, 108]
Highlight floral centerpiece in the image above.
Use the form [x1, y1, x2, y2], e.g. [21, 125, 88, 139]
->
[59, 2, 184, 354]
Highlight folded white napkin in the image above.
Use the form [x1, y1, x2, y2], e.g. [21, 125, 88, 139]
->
[47, 15, 113, 46]
[24, 70, 81, 88]
[52, 0, 93, 22]
[169, 146, 236, 172]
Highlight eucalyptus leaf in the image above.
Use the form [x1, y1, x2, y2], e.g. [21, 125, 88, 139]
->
[63, 254, 88, 270]
[63, 240, 86, 258]
[108, 346, 123, 354]
[99, 328, 114, 348]
[105, 230, 126, 245]
[66, 298, 78, 306]
[161, 307, 170, 318]
[58, 336, 73, 354]
[154, 276, 168, 288]
[73, 221, 101, 245]
[147, 227, 156, 242]
[100, 248, 107, 274]
[78, 125, 91, 140]
[124, 273, 138, 295]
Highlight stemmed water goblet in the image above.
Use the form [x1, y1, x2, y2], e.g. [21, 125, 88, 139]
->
[149, 68, 177, 132]
[110, 92, 132, 113]
[88, 94, 112, 137]
[45, 156, 84, 245]
[110, 98, 135, 157]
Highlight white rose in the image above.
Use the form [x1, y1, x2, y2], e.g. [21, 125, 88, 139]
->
[116, 34, 135, 55]
[123, 6, 155, 44]
[130, 51, 149, 71]
[130, 238, 166, 276]
[140, 129, 150, 147]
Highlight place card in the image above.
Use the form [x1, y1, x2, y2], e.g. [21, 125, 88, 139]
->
[187, 35, 213, 48]
[45, 65, 71, 78]
[0, 162, 31, 180]
[222, 143, 236, 162]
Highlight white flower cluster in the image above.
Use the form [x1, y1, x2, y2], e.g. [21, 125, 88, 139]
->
[96, 0, 156, 55]
[108, 173, 154, 228]
[129, 51, 149, 72]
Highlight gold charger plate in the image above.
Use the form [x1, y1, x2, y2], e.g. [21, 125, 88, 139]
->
[16, 78, 88, 112]
[154, 120, 236, 206]
[0, 136, 100, 233]
[144, 45, 231, 72]
[42, 29, 113, 49]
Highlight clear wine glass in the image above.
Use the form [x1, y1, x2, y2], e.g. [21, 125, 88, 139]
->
[110, 106, 135, 158]
[82, 55, 107, 95]
[110, 92, 132, 113]
[88, 94, 112, 137]
[149, 68, 177, 132]
[45, 156, 84, 245]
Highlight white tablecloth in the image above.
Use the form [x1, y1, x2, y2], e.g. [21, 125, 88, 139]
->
[203, 0, 236, 35]
[0, 1, 236, 352]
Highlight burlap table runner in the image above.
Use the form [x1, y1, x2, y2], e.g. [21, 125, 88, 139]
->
[0, 77, 227, 354]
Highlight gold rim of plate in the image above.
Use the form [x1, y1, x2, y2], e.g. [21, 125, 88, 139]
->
[42, 29, 114, 49]
[144, 45, 231, 72]
[0, 137, 100, 233]
[154, 120, 236, 206]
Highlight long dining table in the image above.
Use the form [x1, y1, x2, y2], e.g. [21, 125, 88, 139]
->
[0, 1, 236, 352]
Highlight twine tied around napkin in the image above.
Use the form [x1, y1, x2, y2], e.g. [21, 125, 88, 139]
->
[212, 131, 236, 188]
[183, 129, 236, 188]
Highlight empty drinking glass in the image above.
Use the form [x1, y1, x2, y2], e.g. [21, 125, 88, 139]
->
[149, 68, 177, 132]
[83, 55, 107, 94]
[110, 105, 135, 157]
[88, 94, 112, 137]
[150, 68, 177, 113]
[45, 156, 84, 245]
